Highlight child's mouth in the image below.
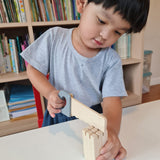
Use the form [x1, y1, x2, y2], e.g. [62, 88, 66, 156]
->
[94, 39, 103, 46]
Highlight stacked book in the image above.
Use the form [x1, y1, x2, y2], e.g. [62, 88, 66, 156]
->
[8, 84, 37, 119]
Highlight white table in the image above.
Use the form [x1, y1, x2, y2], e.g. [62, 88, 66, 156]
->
[0, 100, 160, 160]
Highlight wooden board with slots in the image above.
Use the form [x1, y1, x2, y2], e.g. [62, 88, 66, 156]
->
[59, 91, 108, 160]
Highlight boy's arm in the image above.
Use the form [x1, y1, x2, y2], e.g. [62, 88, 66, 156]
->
[26, 64, 65, 117]
[26, 64, 56, 100]
[98, 97, 126, 160]
[102, 97, 122, 135]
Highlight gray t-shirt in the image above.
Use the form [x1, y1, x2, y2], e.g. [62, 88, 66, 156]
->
[21, 27, 127, 107]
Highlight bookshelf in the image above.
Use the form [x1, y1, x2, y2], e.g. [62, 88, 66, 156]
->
[0, 0, 144, 135]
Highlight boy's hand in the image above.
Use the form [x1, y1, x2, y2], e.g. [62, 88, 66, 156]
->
[47, 90, 66, 118]
[97, 128, 127, 160]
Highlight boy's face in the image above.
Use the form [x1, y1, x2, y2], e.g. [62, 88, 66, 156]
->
[77, 2, 131, 50]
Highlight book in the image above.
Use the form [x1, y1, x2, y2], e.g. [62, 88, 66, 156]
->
[0, 90, 10, 122]
[3, 0, 13, 22]
[16, 36, 26, 71]
[14, 0, 21, 22]
[46, 0, 54, 21]
[115, 34, 131, 59]
[8, 104, 36, 112]
[51, 0, 58, 20]
[9, 106, 37, 118]
[12, 39, 19, 73]
[0, 35, 6, 74]
[8, 101, 35, 110]
[8, 84, 35, 106]
[1, 33, 12, 72]
[37, 0, 47, 21]
[1, 0, 9, 22]
[33, 0, 41, 21]
[8, 0, 17, 22]
[0, 0, 7, 22]
[43, 0, 50, 21]
[17, 0, 26, 22]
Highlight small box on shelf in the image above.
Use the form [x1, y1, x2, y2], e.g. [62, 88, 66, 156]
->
[143, 50, 153, 73]
[143, 72, 152, 94]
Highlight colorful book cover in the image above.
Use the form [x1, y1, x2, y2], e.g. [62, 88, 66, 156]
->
[17, 0, 26, 22]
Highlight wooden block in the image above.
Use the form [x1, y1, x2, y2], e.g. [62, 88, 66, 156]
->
[82, 126, 108, 160]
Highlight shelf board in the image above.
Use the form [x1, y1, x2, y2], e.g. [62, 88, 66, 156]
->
[0, 71, 28, 83]
[0, 114, 38, 137]
[32, 20, 80, 26]
[0, 22, 28, 28]
[122, 91, 141, 107]
[122, 58, 142, 65]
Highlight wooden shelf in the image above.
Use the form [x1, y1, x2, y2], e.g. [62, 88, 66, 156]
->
[0, 22, 28, 28]
[122, 91, 141, 107]
[0, 72, 28, 83]
[32, 20, 79, 27]
[0, 114, 38, 137]
[122, 58, 142, 65]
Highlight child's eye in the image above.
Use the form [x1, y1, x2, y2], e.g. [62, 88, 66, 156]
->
[97, 17, 105, 24]
[115, 31, 121, 35]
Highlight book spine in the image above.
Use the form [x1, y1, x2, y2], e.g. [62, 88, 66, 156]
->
[1, 34, 12, 72]
[37, 0, 47, 21]
[51, 0, 58, 21]
[29, 0, 37, 21]
[8, 0, 17, 22]
[0, 0, 7, 22]
[13, 0, 21, 22]
[46, 0, 53, 21]
[43, 0, 50, 21]
[3, 0, 12, 22]
[9, 39, 16, 73]
[12, 39, 19, 73]
[33, 0, 41, 21]
[17, 0, 26, 22]
[0, 35, 6, 74]
[1, 0, 9, 22]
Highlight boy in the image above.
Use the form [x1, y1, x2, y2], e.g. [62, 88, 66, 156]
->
[21, 0, 150, 159]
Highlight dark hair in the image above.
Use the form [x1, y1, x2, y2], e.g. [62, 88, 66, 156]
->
[88, 0, 150, 33]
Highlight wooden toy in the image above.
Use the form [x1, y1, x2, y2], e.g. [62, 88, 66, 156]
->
[59, 91, 108, 160]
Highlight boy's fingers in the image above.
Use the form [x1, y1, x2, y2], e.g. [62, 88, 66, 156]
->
[115, 147, 127, 160]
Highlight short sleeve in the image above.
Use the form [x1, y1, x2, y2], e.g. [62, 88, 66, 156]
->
[20, 28, 54, 75]
[102, 56, 127, 98]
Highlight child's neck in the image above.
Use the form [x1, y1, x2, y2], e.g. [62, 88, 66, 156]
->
[72, 28, 101, 58]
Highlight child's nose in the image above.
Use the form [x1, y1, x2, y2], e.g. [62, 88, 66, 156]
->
[100, 28, 112, 40]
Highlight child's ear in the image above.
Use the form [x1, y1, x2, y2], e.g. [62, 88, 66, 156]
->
[76, 0, 88, 13]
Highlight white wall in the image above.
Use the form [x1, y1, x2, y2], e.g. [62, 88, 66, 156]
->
[144, 0, 160, 85]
